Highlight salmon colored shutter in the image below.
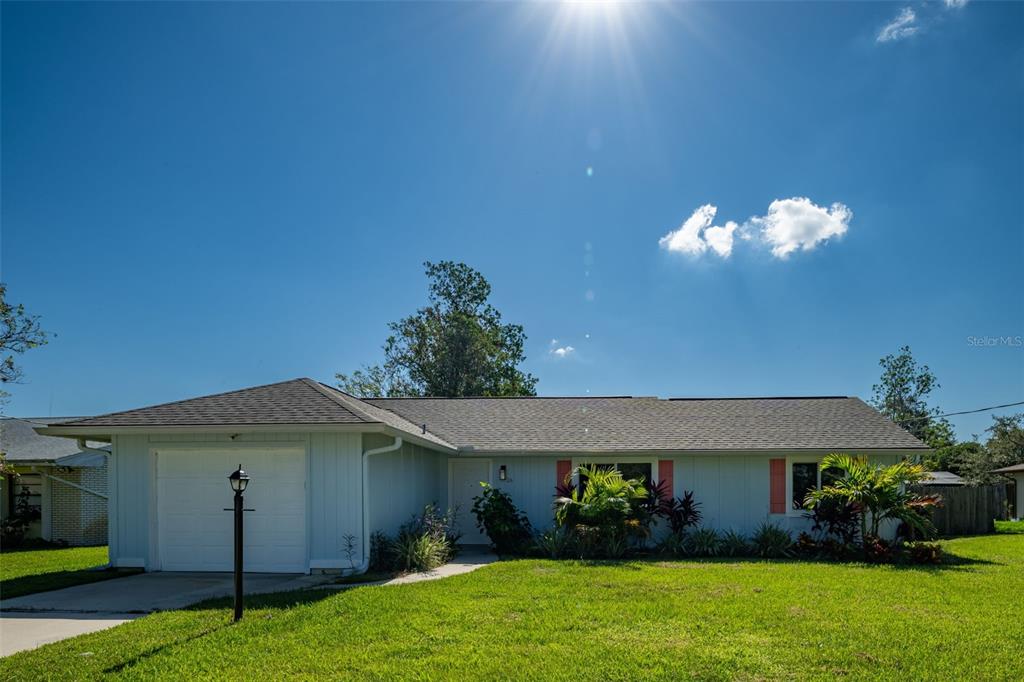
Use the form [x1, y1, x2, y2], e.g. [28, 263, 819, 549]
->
[658, 460, 674, 499]
[556, 460, 572, 490]
[769, 458, 786, 514]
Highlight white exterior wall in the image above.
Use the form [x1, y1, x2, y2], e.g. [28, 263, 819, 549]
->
[110, 431, 364, 571]
[468, 451, 905, 537]
[365, 434, 447, 537]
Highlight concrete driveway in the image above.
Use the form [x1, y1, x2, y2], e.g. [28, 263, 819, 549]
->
[1, 572, 329, 657]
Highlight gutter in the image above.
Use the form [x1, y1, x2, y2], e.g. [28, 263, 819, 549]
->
[77, 438, 111, 460]
[353, 436, 404, 575]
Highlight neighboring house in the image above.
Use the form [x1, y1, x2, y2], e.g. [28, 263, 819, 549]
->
[1, 418, 109, 546]
[37, 378, 927, 573]
[922, 471, 966, 486]
[992, 463, 1024, 520]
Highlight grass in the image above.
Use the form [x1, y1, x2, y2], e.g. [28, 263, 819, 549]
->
[0, 545, 135, 600]
[994, 519, 1024, 534]
[2, 533, 1022, 680]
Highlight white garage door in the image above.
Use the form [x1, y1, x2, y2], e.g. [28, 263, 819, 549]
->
[157, 447, 306, 573]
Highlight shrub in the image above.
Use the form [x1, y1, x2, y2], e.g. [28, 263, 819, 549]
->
[862, 534, 893, 564]
[472, 483, 533, 555]
[804, 453, 937, 542]
[659, 491, 702, 535]
[368, 531, 393, 572]
[689, 528, 721, 557]
[656, 531, 689, 557]
[720, 530, 750, 557]
[795, 532, 819, 558]
[805, 496, 861, 546]
[533, 527, 575, 559]
[554, 465, 648, 558]
[751, 521, 793, 558]
[378, 504, 461, 573]
[905, 540, 943, 565]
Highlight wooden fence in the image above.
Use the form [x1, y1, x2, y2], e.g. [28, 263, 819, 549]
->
[914, 484, 1009, 537]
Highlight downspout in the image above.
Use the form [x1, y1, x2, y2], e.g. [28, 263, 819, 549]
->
[353, 435, 403, 575]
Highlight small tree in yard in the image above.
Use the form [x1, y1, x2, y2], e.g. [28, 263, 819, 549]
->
[804, 454, 939, 545]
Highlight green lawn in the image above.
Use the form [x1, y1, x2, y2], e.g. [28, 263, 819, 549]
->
[0, 545, 133, 600]
[2, 534, 1023, 680]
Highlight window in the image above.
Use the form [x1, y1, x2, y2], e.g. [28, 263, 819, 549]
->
[577, 462, 653, 495]
[791, 462, 818, 510]
[790, 461, 845, 511]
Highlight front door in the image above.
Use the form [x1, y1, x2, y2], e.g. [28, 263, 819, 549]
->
[449, 459, 491, 543]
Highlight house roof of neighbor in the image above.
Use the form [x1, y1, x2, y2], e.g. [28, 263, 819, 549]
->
[42, 379, 928, 454]
[922, 471, 966, 486]
[992, 463, 1024, 474]
[1, 417, 110, 463]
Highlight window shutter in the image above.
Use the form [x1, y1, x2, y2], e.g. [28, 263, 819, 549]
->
[556, 460, 572, 490]
[769, 458, 786, 514]
[658, 460, 674, 499]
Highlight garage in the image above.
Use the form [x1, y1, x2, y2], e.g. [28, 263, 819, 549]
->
[156, 447, 306, 573]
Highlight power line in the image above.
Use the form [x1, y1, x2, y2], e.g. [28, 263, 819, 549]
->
[896, 400, 1024, 425]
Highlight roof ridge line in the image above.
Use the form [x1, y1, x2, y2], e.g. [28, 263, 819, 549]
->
[300, 379, 379, 424]
[310, 382, 457, 450]
[58, 378, 316, 426]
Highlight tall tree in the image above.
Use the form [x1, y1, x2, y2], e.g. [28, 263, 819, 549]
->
[338, 261, 537, 398]
[869, 345, 953, 449]
[0, 284, 49, 403]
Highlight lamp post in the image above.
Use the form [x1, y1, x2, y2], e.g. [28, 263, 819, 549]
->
[227, 465, 250, 622]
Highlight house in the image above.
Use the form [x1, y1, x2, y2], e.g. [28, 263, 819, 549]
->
[922, 471, 966, 486]
[1, 417, 109, 546]
[36, 378, 927, 573]
[992, 463, 1024, 520]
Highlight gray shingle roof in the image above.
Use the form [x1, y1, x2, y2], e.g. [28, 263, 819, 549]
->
[365, 396, 927, 452]
[45, 380, 926, 453]
[1, 417, 110, 462]
[55, 379, 454, 449]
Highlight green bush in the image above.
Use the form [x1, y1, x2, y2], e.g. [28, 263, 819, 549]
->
[689, 528, 721, 557]
[553, 465, 649, 558]
[656, 531, 689, 557]
[751, 521, 793, 558]
[904, 540, 943, 565]
[720, 530, 751, 557]
[532, 527, 575, 559]
[472, 483, 533, 555]
[374, 504, 461, 573]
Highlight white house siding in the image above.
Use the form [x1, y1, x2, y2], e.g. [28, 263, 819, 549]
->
[487, 457, 559, 531]
[110, 431, 364, 572]
[467, 452, 906, 538]
[307, 432, 362, 569]
[365, 434, 447, 538]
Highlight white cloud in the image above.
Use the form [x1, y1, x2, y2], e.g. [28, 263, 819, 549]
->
[659, 204, 716, 256]
[658, 204, 736, 259]
[704, 221, 739, 258]
[550, 345, 575, 358]
[944, 0, 968, 8]
[877, 7, 918, 43]
[750, 197, 852, 259]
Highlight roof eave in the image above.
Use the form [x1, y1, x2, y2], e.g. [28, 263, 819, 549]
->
[455, 446, 931, 456]
[35, 423, 386, 439]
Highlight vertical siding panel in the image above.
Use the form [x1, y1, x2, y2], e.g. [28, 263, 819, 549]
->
[769, 458, 786, 515]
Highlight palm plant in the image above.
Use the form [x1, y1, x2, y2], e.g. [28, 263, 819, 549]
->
[804, 453, 938, 542]
[554, 465, 648, 556]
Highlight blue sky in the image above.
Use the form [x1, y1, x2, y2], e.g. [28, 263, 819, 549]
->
[2, 1, 1022, 439]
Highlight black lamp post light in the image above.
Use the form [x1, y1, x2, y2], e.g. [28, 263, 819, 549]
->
[226, 465, 251, 622]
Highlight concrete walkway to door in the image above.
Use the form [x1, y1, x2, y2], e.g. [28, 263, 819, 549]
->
[0, 572, 330, 657]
